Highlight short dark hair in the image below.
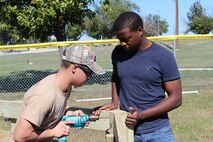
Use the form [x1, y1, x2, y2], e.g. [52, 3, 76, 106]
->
[113, 11, 143, 32]
[61, 60, 72, 68]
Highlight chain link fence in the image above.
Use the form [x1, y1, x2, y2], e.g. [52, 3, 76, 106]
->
[155, 37, 213, 92]
[0, 35, 212, 100]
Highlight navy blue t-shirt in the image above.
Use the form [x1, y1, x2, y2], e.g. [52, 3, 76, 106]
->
[111, 42, 180, 134]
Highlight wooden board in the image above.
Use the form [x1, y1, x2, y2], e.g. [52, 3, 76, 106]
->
[0, 100, 22, 118]
[109, 109, 134, 142]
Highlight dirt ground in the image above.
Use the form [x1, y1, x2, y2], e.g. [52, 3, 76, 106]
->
[0, 129, 107, 142]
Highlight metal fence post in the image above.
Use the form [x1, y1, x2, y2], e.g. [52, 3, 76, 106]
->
[173, 39, 176, 59]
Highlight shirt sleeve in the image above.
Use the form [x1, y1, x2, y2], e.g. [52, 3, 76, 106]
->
[161, 51, 180, 82]
[21, 94, 51, 127]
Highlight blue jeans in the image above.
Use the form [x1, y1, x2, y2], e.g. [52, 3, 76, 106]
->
[134, 125, 175, 142]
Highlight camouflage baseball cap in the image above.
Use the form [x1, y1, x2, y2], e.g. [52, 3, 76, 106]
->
[63, 44, 105, 75]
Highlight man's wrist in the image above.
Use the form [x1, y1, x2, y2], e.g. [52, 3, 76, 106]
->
[138, 111, 144, 120]
[48, 129, 55, 138]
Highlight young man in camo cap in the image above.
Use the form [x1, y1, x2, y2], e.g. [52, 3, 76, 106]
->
[13, 44, 105, 142]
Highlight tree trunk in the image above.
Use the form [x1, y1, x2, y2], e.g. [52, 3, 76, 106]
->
[54, 23, 67, 64]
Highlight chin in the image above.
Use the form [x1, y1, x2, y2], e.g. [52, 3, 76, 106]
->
[123, 47, 132, 52]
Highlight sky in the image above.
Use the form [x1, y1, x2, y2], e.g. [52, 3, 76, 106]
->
[130, 0, 213, 35]
[80, 0, 213, 40]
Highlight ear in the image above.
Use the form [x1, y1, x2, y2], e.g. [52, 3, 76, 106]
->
[138, 26, 144, 36]
[70, 64, 78, 74]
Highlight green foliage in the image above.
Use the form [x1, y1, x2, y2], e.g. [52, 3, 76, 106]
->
[84, 0, 140, 39]
[159, 19, 169, 35]
[186, 1, 212, 34]
[0, 23, 22, 45]
[187, 1, 206, 22]
[144, 14, 168, 36]
[66, 23, 85, 41]
[0, 0, 94, 43]
[189, 16, 213, 34]
[0, 24, 11, 45]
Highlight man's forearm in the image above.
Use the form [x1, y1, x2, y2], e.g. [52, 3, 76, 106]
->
[32, 129, 54, 141]
[14, 129, 54, 142]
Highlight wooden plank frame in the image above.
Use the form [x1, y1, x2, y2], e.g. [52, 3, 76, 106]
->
[0, 102, 134, 142]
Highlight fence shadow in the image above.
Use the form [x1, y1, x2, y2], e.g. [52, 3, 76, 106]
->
[0, 70, 56, 92]
[85, 71, 112, 85]
[0, 70, 112, 93]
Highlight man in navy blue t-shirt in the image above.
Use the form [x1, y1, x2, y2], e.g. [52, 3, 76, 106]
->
[96, 11, 182, 142]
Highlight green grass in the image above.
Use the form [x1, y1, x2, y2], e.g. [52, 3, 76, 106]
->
[0, 40, 212, 75]
[176, 39, 213, 68]
[0, 40, 212, 76]
[170, 92, 213, 142]
[180, 70, 213, 91]
[0, 51, 60, 76]
[0, 40, 212, 97]
[0, 46, 113, 77]
[0, 40, 212, 141]
[69, 92, 213, 142]
[1, 92, 212, 142]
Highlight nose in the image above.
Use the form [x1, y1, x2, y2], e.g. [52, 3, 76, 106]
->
[120, 41, 127, 46]
[87, 74, 92, 79]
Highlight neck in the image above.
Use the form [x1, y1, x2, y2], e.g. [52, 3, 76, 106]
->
[138, 36, 152, 51]
[55, 69, 72, 93]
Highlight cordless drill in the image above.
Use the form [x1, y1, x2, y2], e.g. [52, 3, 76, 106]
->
[57, 113, 99, 142]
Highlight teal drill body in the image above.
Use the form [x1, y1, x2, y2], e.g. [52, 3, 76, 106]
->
[57, 114, 98, 142]
[62, 114, 90, 128]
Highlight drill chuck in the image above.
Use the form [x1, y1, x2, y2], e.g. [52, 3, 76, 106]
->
[60, 114, 99, 128]
[89, 114, 100, 121]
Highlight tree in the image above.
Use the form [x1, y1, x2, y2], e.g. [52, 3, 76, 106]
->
[0, 22, 27, 45]
[0, 0, 95, 42]
[143, 14, 168, 36]
[186, 1, 213, 34]
[187, 1, 205, 22]
[66, 23, 85, 41]
[0, 24, 14, 45]
[84, 0, 140, 39]
[189, 16, 213, 34]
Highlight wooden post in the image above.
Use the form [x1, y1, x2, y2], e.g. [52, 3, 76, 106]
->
[106, 133, 114, 142]
[0, 100, 22, 133]
[109, 109, 134, 142]
[10, 118, 17, 133]
[0, 103, 134, 142]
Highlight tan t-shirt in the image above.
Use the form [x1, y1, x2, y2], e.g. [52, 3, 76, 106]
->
[20, 74, 70, 129]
